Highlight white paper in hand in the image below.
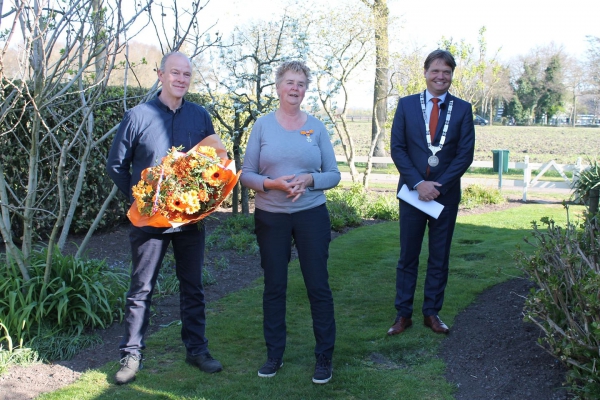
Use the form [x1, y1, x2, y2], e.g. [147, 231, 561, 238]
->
[397, 184, 444, 219]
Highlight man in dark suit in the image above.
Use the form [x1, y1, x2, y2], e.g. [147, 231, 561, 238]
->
[387, 49, 475, 336]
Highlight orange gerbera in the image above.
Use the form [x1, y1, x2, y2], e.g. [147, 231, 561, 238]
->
[202, 165, 222, 186]
[216, 168, 233, 183]
[166, 193, 187, 214]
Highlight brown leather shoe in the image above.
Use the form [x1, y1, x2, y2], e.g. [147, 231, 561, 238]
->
[387, 317, 413, 336]
[423, 315, 450, 334]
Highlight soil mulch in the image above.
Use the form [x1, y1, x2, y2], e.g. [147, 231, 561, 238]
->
[441, 278, 569, 399]
[0, 197, 572, 399]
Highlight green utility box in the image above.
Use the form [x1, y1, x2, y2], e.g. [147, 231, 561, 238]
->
[492, 149, 510, 173]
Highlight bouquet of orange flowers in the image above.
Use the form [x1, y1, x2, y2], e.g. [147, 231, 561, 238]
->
[127, 135, 239, 228]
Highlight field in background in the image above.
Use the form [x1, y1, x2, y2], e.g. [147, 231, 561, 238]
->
[336, 122, 599, 165]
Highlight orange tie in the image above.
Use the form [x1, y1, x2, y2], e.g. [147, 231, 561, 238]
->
[429, 98, 440, 141]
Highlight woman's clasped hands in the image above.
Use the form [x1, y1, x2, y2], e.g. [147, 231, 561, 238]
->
[265, 174, 314, 202]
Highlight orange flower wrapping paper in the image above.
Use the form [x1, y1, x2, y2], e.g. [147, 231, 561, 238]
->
[127, 135, 240, 228]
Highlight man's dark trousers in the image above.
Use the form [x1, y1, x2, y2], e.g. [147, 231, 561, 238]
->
[394, 200, 459, 319]
[119, 225, 209, 356]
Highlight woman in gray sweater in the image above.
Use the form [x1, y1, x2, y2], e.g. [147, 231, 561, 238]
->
[240, 60, 340, 384]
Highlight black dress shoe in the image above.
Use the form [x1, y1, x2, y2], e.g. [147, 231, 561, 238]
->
[387, 317, 413, 336]
[423, 315, 450, 334]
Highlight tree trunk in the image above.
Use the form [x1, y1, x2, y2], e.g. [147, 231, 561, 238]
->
[76, 185, 119, 258]
[232, 141, 242, 215]
[57, 114, 93, 250]
[572, 94, 577, 127]
[0, 163, 11, 264]
[364, 101, 382, 189]
[92, 0, 107, 82]
[45, 142, 69, 283]
[22, 0, 45, 262]
[369, 0, 389, 168]
[241, 186, 249, 215]
[0, 165, 29, 280]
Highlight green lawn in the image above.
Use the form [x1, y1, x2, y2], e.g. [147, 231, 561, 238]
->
[40, 203, 580, 400]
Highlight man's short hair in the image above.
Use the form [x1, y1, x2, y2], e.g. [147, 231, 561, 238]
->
[275, 60, 312, 89]
[424, 50, 457, 72]
[159, 51, 191, 72]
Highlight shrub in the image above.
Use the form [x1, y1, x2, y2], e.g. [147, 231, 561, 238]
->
[460, 184, 505, 209]
[365, 191, 399, 221]
[206, 214, 258, 255]
[326, 184, 367, 231]
[572, 159, 600, 205]
[515, 212, 600, 398]
[326, 185, 400, 230]
[0, 248, 128, 360]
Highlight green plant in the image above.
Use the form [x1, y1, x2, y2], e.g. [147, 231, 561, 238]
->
[460, 184, 505, 209]
[0, 319, 38, 374]
[0, 327, 39, 375]
[203, 269, 217, 286]
[515, 211, 600, 397]
[224, 231, 259, 255]
[326, 184, 367, 231]
[29, 330, 101, 361]
[326, 185, 399, 230]
[0, 248, 128, 360]
[210, 256, 229, 271]
[206, 214, 258, 255]
[155, 269, 181, 297]
[366, 191, 399, 221]
[572, 158, 600, 205]
[219, 213, 255, 232]
[154, 251, 216, 296]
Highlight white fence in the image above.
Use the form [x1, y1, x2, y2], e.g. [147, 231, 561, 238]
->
[336, 155, 585, 201]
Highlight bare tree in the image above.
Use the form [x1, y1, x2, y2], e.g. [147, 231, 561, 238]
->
[306, 3, 373, 184]
[0, 0, 151, 280]
[586, 36, 600, 95]
[563, 56, 587, 125]
[0, 0, 220, 281]
[107, 42, 164, 88]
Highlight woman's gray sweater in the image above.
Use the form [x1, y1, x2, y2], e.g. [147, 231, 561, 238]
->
[240, 112, 341, 214]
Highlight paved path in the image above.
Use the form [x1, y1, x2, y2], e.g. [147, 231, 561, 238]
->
[341, 172, 572, 195]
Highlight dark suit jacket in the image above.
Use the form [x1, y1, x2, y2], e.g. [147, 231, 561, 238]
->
[391, 91, 475, 206]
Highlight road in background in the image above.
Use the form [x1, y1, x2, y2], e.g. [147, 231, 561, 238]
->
[341, 172, 572, 195]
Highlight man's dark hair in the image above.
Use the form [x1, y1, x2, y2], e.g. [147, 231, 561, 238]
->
[424, 50, 457, 72]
